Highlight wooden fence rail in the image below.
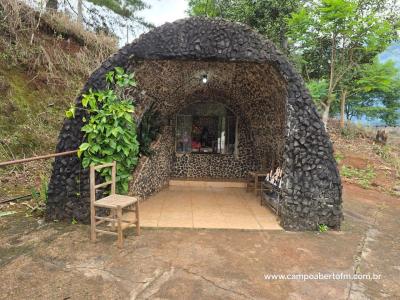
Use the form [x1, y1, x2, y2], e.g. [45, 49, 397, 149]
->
[0, 150, 78, 168]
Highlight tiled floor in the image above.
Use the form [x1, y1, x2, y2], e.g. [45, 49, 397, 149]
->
[140, 186, 282, 230]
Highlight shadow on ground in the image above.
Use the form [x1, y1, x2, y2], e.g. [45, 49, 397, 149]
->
[0, 183, 399, 299]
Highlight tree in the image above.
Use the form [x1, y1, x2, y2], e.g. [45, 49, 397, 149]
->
[287, 0, 399, 127]
[306, 79, 330, 111]
[87, 0, 148, 19]
[344, 59, 400, 126]
[187, 0, 301, 53]
[187, 0, 223, 17]
[64, 0, 151, 43]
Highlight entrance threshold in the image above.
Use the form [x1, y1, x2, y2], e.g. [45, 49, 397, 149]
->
[169, 178, 247, 188]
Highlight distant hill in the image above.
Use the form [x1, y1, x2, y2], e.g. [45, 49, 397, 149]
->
[380, 43, 400, 70]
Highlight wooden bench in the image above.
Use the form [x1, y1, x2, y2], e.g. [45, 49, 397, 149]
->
[246, 171, 269, 196]
[260, 167, 283, 214]
[260, 181, 281, 215]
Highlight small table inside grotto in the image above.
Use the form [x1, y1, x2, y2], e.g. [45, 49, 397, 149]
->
[246, 171, 269, 196]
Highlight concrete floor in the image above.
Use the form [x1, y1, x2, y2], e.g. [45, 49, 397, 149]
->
[0, 183, 399, 299]
[140, 186, 282, 230]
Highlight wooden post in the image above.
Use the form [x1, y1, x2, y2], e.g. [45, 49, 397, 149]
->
[90, 165, 96, 242]
[117, 206, 123, 248]
[340, 89, 347, 129]
[111, 161, 116, 195]
[135, 201, 140, 236]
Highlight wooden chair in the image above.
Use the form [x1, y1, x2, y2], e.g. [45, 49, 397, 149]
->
[90, 162, 140, 248]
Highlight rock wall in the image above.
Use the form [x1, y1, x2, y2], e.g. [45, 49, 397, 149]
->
[280, 105, 342, 230]
[130, 126, 174, 198]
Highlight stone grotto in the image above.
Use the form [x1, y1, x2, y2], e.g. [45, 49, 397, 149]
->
[46, 17, 342, 231]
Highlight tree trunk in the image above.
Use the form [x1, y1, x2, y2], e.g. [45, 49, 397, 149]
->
[340, 89, 348, 129]
[77, 0, 83, 23]
[126, 20, 129, 45]
[279, 24, 288, 53]
[323, 34, 337, 131]
[322, 100, 331, 128]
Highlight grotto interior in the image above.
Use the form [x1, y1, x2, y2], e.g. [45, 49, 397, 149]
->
[131, 60, 287, 180]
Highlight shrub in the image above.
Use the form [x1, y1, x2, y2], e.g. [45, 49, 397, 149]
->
[318, 224, 328, 233]
[340, 123, 370, 140]
[66, 67, 139, 193]
[137, 105, 160, 157]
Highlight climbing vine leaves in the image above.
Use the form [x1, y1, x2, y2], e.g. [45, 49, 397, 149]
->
[66, 67, 139, 193]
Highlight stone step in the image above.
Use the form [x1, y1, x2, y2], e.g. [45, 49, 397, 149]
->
[169, 179, 246, 188]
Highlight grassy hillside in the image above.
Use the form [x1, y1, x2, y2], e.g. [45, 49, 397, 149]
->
[0, 0, 117, 199]
[329, 121, 400, 196]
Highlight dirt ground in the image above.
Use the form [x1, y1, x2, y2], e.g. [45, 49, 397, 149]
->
[0, 183, 399, 300]
[330, 122, 400, 195]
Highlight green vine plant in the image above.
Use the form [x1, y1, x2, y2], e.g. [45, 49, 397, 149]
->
[138, 103, 161, 157]
[66, 67, 139, 194]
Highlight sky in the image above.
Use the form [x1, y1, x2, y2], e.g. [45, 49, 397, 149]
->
[130, 0, 188, 42]
[380, 43, 400, 70]
[137, 0, 188, 28]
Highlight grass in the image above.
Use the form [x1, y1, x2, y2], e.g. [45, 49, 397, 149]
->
[339, 123, 371, 140]
[373, 144, 400, 178]
[0, 0, 117, 95]
[0, 64, 68, 198]
[25, 175, 48, 217]
[0, 65, 65, 157]
[341, 165, 376, 189]
[0, 0, 117, 159]
[0, 0, 117, 199]
[334, 151, 344, 163]
[374, 144, 392, 161]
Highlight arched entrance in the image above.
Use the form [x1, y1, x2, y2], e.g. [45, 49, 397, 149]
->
[46, 17, 342, 231]
[130, 59, 287, 179]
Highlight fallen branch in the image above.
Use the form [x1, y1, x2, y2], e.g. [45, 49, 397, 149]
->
[0, 194, 32, 204]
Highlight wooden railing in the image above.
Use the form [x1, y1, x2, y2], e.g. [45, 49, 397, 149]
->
[0, 150, 78, 167]
[0, 150, 78, 204]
